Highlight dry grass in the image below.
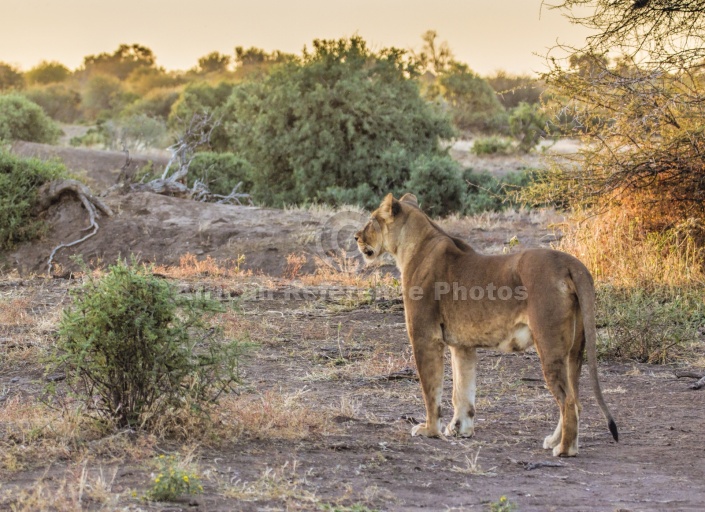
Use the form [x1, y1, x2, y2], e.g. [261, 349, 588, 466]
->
[222, 461, 318, 504]
[217, 389, 340, 440]
[152, 253, 249, 279]
[0, 462, 122, 511]
[558, 210, 705, 289]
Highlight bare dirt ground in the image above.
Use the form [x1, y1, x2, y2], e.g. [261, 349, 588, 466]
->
[0, 144, 704, 511]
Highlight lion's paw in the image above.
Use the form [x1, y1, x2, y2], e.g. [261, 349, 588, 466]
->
[552, 444, 578, 457]
[543, 434, 560, 450]
[411, 423, 442, 438]
[444, 417, 474, 437]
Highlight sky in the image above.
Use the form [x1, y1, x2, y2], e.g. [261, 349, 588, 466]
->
[1, 0, 593, 76]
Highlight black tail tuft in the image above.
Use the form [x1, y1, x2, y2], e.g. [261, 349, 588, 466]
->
[608, 419, 619, 442]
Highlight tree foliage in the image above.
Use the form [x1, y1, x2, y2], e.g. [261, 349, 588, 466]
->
[439, 62, 507, 133]
[0, 93, 61, 143]
[538, 0, 705, 232]
[0, 151, 66, 249]
[224, 36, 455, 208]
[0, 62, 24, 91]
[82, 43, 156, 80]
[25, 61, 71, 85]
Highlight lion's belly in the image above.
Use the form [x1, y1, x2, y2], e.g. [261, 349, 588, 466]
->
[444, 320, 535, 353]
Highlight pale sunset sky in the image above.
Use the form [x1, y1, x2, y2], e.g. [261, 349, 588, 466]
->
[2, 0, 592, 76]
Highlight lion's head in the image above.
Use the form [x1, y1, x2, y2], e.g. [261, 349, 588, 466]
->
[354, 193, 420, 262]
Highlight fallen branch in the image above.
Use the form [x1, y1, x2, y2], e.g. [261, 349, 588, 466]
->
[691, 376, 705, 390]
[675, 370, 705, 379]
[36, 179, 114, 274]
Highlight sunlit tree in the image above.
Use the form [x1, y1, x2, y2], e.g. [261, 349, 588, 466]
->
[537, 1, 705, 231]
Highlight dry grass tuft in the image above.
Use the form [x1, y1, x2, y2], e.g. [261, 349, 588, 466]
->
[218, 389, 339, 440]
[558, 209, 705, 289]
[223, 461, 318, 504]
[153, 253, 249, 279]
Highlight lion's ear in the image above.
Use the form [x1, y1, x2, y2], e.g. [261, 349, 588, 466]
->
[400, 193, 418, 207]
[380, 193, 402, 219]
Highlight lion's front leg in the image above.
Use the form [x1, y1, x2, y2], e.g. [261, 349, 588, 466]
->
[445, 345, 477, 437]
[410, 335, 445, 438]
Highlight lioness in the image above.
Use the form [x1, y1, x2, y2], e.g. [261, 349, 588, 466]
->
[355, 193, 618, 456]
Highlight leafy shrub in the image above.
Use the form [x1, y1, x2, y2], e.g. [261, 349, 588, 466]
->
[23, 84, 82, 123]
[147, 454, 203, 502]
[509, 102, 548, 153]
[225, 36, 454, 208]
[0, 62, 24, 91]
[168, 81, 234, 151]
[25, 61, 71, 85]
[0, 93, 61, 143]
[81, 74, 136, 120]
[123, 87, 181, 120]
[57, 259, 249, 429]
[405, 154, 465, 217]
[187, 151, 253, 196]
[439, 62, 507, 133]
[0, 151, 66, 249]
[470, 136, 514, 156]
[596, 285, 705, 363]
[462, 168, 538, 215]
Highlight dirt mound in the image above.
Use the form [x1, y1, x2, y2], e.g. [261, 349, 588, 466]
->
[10, 141, 169, 191]
[4, 144, 561, 276]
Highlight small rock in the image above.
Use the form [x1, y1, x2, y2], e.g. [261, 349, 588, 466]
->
[46, 374, 66, 383]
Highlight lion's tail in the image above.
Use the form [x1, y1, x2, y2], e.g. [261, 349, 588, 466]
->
[571, 266, 619, 442]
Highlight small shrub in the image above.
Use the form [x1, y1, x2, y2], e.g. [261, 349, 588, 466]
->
[471, 136, 514, 156]
[57, 259, 250, 429]
[23, 84, 82, 123]
[405, 154, 465, 217]
[0, 93, 61, 143]
[0, 151, 66, 249]
[462, 168, 539, 215]
[488, 495, 517, 512]
[187, 151, 253, 196]
[509, 102, 548, 153]
[147, 454, 203, 502]
[596, 285, 705, 363]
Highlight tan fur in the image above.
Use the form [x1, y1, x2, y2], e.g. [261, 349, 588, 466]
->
[355, 193, 618, 456]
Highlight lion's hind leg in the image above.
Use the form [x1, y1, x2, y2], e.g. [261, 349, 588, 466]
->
[444, 345, 477, 437]
[532, 310, 581, 457]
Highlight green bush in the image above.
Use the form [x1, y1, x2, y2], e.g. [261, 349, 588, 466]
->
[225, 36, 454, 208]
[23, 84, 82, 123]
[596, 285, 705, 363]
[405, 154, 465, 217]
[25, 61, 71, 85]
[57, 259, 250, 429]
[187, 151, 253, 196]
[168, 81, 234, 151]
[470, 136, 514, 156]
[124, 87, 181, 120]
[439, 62, 507, 133]
[0, 151, 66, 249]
[147, 454, 203, 502]
[462, 168, 538, 215]
[509, 102, 548, 153]
[0, 93, 61, 143]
